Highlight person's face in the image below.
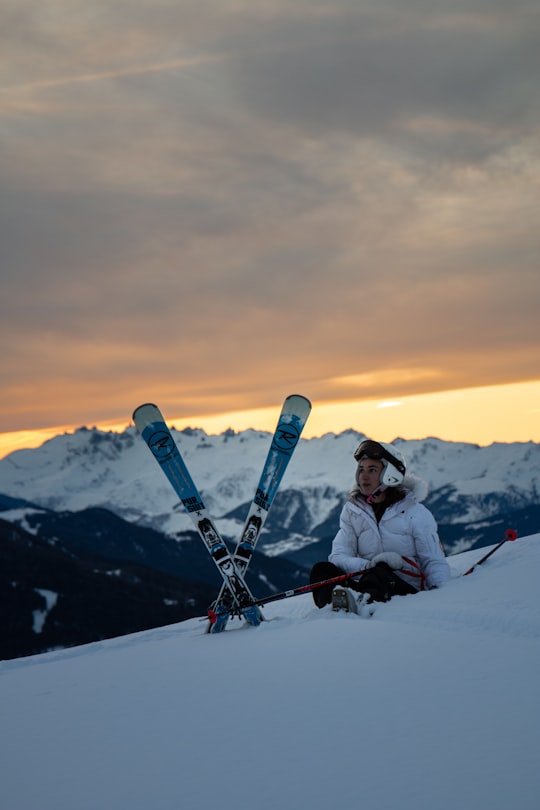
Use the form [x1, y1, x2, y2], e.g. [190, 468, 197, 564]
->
[357, 457, 384, 496]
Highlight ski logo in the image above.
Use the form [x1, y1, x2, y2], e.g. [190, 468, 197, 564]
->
[254, 488, 270, 509]
[147, 430, 176, 462]
[184, 496, 205, 514]
[272, 421, 301, 453]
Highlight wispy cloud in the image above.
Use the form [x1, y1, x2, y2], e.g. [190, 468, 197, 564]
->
[0, 52, 236, 96]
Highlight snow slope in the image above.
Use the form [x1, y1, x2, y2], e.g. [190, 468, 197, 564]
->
[2, 534, 540, 810]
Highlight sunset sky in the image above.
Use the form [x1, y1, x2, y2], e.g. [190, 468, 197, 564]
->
[1, 1, 539, 459]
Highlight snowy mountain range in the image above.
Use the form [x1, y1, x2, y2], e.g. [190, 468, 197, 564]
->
[3, 533, 540, 810]
[1, 423, 539, 557]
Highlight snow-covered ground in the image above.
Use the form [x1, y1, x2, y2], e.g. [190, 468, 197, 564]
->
[2, 535, 540, 810]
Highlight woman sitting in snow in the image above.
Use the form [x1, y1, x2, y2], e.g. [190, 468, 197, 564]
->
[310, 439, 450, 614]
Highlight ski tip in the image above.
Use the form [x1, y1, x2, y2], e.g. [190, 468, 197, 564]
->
[133, 402, 157, 416]
[132, 403, 161, 424]
[286, 393, 312, 408]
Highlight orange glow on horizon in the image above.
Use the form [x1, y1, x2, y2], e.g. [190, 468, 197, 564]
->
[1, 380, 539, 460]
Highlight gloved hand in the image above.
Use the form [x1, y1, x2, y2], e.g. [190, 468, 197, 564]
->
[367, 552, 403, 570]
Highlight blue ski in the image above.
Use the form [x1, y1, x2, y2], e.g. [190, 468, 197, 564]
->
[208, 394, 312, 632]
[132, 403, 263, 628]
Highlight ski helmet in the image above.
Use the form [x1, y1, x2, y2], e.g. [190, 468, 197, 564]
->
[353, 439, 406, 487]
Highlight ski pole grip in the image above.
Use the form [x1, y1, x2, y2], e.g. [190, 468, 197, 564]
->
[505, 529, 518, 541]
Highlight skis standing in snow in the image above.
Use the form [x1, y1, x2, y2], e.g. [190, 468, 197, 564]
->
[310, 440, 450, 614]
[133, 395, 311, 632]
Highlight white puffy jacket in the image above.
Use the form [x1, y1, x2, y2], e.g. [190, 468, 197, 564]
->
[328, 488, 450, 590]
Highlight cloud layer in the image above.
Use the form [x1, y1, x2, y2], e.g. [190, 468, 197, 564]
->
[1, 0, 539, 431]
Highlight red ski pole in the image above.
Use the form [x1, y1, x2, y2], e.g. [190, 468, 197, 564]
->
[250, 567, 368, 608]
[463, 528, 518, 576]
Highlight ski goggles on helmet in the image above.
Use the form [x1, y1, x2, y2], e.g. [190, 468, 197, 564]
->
[354, 440, 406, 487]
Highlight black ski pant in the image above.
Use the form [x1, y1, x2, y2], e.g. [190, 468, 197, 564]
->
[310, 560, 417, 608]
